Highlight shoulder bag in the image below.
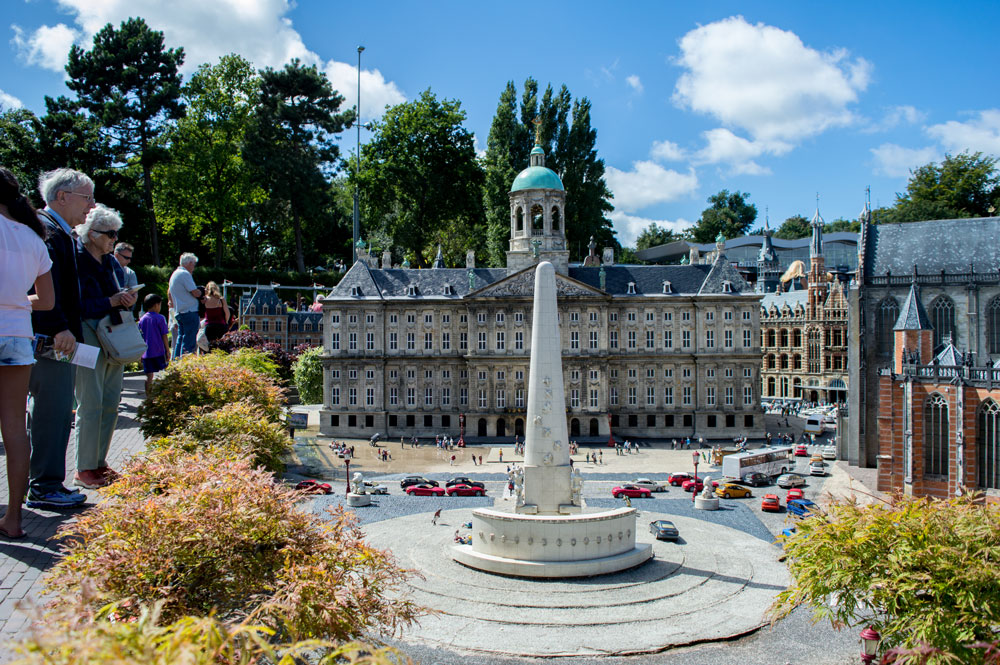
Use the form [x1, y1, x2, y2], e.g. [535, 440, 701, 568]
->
[95, 268, 146, 365]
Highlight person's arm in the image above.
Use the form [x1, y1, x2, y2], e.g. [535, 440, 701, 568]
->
[162, 333, 170, 364]
[30, 271, 55, 311]
[222, 299, 230, 321]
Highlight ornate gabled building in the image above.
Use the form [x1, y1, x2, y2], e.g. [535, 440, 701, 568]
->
[319, 131, 765, 441]
[760, 205, 849, 405]
[239, 286, 323, 350]
[848, 212, 1000, 473]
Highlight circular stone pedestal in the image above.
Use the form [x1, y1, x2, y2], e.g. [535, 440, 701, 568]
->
[694, 495, 720, 510]
[363, 509, 789, 658]
[453, 506, 651, 577]
[346, 493, 371, 507]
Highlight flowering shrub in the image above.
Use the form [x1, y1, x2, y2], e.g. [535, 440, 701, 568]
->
[11, 600, 408, 665]
[47, 452, 420, 639]
[214, 330, 296, 382]
[292, 345, 324, 404]
[137, 353, 284, 438]
[147, 400, 292, 472]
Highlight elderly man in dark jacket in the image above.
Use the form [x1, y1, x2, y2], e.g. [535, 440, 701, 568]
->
[25, 169, 93, 508]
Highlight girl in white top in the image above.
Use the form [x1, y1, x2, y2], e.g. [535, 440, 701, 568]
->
[0, 167, 55, 539]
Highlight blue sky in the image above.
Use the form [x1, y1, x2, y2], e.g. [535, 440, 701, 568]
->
[5, 0, 1000, 246]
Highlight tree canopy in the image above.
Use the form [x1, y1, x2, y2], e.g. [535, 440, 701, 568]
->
[359, 89, 485, 268]
[687, 189, 757, 243]
[635, 222, 675, 251]
[875, 152, 1000, 224]
[773, 214, 811, 240]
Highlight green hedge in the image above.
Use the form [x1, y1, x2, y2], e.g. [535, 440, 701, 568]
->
[133, 265, 344, 307]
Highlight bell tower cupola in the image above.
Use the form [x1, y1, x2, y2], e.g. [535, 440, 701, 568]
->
[507, 117, 570, 274]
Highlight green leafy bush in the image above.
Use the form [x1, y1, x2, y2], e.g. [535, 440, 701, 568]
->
[46, 451, 420, 640]
[147, 400, 292, 472]
[11, 600, 408, 665]
[137, 353, 284, 438]
[292, 345, 324, 404]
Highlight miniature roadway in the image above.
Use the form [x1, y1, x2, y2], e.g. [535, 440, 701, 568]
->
[283, 417, 875, 661]
[363, 507, 788, 658]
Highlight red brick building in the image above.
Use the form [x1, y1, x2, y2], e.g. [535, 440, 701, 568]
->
[877, 282, 1000, 501]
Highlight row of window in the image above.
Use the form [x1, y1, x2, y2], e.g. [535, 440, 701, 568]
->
[328, 366, 754, 383]
[762, 327, 846, 348]
[327, 412, 757, 432]
[329, 384, 755, 409]
[876, 293, 980, 354]
[330, 328, 755, 353]
[329, 309, 754, 328]
[922, 395, 1000, 490]
[764, 353, 847, 371]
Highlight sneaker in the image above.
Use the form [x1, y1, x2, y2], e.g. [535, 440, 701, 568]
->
[73, 470, 106, 490]
[26, 488, 87, 509]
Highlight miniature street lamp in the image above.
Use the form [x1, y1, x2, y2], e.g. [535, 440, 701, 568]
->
[860, 626, 881, 664]
[691, 450, 700, 503]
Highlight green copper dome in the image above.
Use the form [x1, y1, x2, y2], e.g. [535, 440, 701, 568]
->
[511, 165, 564, 192]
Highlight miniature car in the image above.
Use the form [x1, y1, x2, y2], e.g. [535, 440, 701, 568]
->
[361, 480, 388, 494]
[786, 487, 805, 502]
[794, 444, 809, 457]
[715, 482, 753, 499]
[446, 477, 486, 489]
[760, 494, 781, 512]
[400, 476, 439, 489]
[682, 478, 718, 493]
[612, 484, 652, 499]
[776, 473, 807, 489]
[631, 478, 667, 492]
[649, 520, 679, 541]
[668, 472, 696, 486]
[446, 483, 486, 497]
[787, 498, 820, 518]
[822, 447, 837, 460]
[808, 461, 828, 476]
[741, 472, 771, 487]
[405, 483, 446, 496]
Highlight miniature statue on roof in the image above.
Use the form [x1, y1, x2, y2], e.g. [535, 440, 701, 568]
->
[583, 236, 600, 267]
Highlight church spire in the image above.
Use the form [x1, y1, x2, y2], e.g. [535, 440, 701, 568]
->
[810, 193, 824, 259]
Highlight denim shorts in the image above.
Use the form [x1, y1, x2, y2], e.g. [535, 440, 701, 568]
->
[0, 336, 35, 366]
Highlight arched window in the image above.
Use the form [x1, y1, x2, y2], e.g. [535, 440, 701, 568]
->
[780, 376, 789, 397]
[878, 297, 899, 355]
[767, 354, 775, 369]
[551, 206, 561, 231]
[531, 204, 544, 234]
[930, 296, 956, 348]
[515, 207, 524, 232]
[766, 329, 776, 347]
[923, 393, 949, 477]
[978, 399, 1000, 490]
[793, 354, 802, 370]
[793, 377, 802, 398]
[793, 329, 802, 347]
[988, 296, 1000, 354]
[780, 354, 788, 370]
[767, 376, 775, 396]
[807, 328, 821, 373]
[779, 329, 788, 347]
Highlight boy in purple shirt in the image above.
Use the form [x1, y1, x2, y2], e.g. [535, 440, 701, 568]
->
[138, 293, 169, 394]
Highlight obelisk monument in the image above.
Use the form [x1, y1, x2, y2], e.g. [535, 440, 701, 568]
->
[518, 261, 577, 514]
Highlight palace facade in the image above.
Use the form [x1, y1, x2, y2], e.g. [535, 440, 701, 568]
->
[319, 135, 765, 441]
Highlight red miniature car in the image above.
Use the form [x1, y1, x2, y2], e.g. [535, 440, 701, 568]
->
[794, 444, 809, 457]
[761, 494, 782, 512]
[446, 483, 486, 497]
[405, 484, 446, 496]
[668, 472, 697, 486]
[786, 487, 805, 502]
[612, 484, 652, 499]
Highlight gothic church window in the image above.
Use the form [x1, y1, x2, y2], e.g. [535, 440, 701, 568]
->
[979, 399, 1000, 490]
[930, 296, 956, 348]
[923, 393, 949, 477]
[877, 297, 899, 355]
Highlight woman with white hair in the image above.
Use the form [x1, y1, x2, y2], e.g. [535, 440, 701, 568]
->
[73, 204, 136, 489]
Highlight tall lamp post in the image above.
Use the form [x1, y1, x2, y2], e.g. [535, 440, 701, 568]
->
[691, 450, 699, 503]
[352, 45, 365, 265]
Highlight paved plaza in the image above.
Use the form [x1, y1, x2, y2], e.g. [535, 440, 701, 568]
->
[0, 388, 879, 663]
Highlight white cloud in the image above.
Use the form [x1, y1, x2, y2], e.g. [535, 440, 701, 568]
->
[0, 89, 23, 109]
[650, 139, 685, 162]
[926, 109, 1000, 156]
[625, 74, 643, 93]
[870, 143, 940, 178]
[13, 0, 405, 120]
[672, 16, 869, 143]
[693, 127, 794, 175]
[610, 211, 693, 248]
[605, 161, 698, 212]
[11, 23, 79, 71]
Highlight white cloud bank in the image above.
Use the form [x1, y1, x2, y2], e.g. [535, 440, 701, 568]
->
[870, 143, 940, 178]
[605, 161, 698, 213]
[11, 0, 404, 119]
[927, 109, 1000, 155]
[672, 16, 869, 173]
[0, 89, 23, 110]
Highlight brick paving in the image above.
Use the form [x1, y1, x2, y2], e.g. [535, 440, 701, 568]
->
[0, 374, 148, 662]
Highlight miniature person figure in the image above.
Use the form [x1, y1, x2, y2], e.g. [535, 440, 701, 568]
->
[571, 467, 583, 505]
[432, 508, 441, 526]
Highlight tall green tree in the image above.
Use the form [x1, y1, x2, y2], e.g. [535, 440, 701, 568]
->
[66, 17, 185, 266]
[773, 214, 811, 240]
[0, 108, 43, 192]
[359, 89, 485, 268]
[246, 59, 352, 272]
[483, 78, 615, 264]
[688, 189, 757, 243]
[635, 222, 674, 251]
[877, 152, 1000, 224]
[154, 55, 262, 267]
